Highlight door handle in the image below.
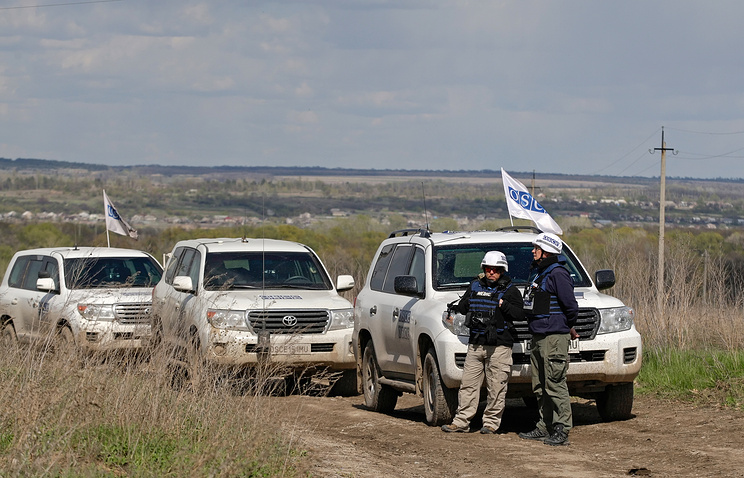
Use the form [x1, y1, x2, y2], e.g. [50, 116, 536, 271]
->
[11, 298, 18, 305]
[393, 307, 399, 319]
[369, 305, 376, 316]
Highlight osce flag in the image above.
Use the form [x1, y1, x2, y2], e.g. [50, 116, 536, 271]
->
[103, 190, 138, 239]
[501, 168, 563, 235]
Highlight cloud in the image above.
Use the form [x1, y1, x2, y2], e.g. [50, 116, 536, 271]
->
[0, 1, 742, 178]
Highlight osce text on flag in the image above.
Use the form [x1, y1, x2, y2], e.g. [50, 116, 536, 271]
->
[509, 187, 546, 213]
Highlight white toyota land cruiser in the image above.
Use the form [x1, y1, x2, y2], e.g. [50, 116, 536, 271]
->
[353, 227, 642, 426]
[151, 237, 357, 394]
[0, 246, 163, 351]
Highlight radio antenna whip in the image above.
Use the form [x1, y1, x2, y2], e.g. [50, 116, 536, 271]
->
[421, 181, 430, 234]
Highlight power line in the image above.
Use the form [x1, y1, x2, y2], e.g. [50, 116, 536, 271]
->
[591, 128, 661, 175]
[666, 126, 744, 136]
[0, 0, 122, 10]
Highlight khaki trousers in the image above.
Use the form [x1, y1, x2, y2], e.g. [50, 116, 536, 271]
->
[530, 333, 573, 432]
[451, 343, 512, 430]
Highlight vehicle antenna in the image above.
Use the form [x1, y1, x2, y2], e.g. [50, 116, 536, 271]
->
[421, 182, 431, 235]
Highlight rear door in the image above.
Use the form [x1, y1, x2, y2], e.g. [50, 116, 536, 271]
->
[4, 254, 57, 342]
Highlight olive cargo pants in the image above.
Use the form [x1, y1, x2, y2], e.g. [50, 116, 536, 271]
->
[530, 333, 573, 432]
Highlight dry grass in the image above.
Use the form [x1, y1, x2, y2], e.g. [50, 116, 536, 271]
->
[0, 340, 311, 477]
[576, 229, 744, 351]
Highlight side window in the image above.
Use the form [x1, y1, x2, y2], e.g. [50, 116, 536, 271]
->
[42, 257, 60, 291]
[8, 256, 30, 289]
[187, 250, 202, 288]
[382, 245, 414, 294]
[176, 249, 196, 279]
[21, 258, 45, 291]
[370, 244, 395, 291]
[410, 247, 426, 295]
[165, 247, 186, 284]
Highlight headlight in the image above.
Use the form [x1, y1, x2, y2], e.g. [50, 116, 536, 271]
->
[77, 304, 116, 321]
[207, 309, 246, 329]
[328, 308, 354, 331]
[597, 306, 634, 334]
[442, 309, 469, 336]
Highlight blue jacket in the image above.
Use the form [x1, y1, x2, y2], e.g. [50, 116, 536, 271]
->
[526, 256, 579, 335]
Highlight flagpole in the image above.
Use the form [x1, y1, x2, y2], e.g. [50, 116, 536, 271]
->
[106, 229, 110, 248]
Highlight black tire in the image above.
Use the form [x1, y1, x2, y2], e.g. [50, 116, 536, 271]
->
[1, 323, 18, 351]
[362, 342, 398, 413]
[596, 382, 634, 421]
[170, 336, 205, 392]
[57, 326, 76, 351]
[329, 369, 359, 397]
[422, 347, 457, 426]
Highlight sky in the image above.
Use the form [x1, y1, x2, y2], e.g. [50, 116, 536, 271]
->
[1, 0, 744, 179]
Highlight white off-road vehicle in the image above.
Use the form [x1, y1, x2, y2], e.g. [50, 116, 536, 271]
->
[353, 227, 642, 425]
[0, 247, 163, 351]
[151, 237, 357, 394]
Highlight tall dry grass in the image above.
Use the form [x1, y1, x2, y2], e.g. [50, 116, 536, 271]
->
[575, 229, 744, 351]
[0, 339, 310, 477]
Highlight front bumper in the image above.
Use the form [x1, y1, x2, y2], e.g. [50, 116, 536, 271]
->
[205, 327, 356, 371]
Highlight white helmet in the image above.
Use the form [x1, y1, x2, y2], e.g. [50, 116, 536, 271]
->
[481, 251, 508, 272]
[532, 232, 562, 254]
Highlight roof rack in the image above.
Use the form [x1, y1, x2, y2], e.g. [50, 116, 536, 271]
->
[388, 228, 431, 238]
[493, 226, 543, 234]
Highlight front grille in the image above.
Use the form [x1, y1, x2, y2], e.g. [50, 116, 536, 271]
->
[244, 343, 335, 353]
[247, 309, 330, 334]
[114, 302, 151, 324]
[512, 350, 606, 364]
[512, 307, 600, 341]
[624, 347, 637, 363]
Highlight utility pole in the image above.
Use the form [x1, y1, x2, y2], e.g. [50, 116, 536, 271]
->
[650, 127, 676, 313]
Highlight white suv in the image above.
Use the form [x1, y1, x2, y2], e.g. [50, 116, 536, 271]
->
[0, 247, 163, 351]
[353, 227, 642, 425]
[151, 238, 357, 394]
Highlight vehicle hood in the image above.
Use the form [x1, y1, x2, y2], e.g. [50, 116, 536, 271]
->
[201, 289, 353, 310]
[67, 288, 154, 305]
[431, 286, 628, 310]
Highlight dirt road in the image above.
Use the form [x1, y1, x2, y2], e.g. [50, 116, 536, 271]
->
[274, 393, 744, 477]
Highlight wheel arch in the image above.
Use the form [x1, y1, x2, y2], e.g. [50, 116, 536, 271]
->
[415, 333, 435, 395]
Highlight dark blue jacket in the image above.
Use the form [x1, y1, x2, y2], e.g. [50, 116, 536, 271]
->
[526, 256, 579, 335]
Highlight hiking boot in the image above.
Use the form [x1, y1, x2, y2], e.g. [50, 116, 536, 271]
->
[441, 423, 469, 433]
[518, 428, 549, 440]
[544, 425, 570, 446]
[479, 426, 498, 434]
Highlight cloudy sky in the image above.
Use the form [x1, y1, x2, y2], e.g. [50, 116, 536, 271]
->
[1, 0, 743, 179]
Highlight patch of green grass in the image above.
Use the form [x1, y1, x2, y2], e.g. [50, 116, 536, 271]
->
[638, 347, 744, 409]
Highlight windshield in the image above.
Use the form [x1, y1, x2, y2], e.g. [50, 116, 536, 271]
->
[64, 256, 163, 289]
[433, 242, 591, 291]
[204, 251, 332, 291]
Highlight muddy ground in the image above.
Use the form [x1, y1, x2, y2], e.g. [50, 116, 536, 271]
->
[274, 393, 744, 477]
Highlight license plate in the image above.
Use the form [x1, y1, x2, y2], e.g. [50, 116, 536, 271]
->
[569, 337, 580, 351]
[269, 343, 310, 355]
[513, 338, 579, 353]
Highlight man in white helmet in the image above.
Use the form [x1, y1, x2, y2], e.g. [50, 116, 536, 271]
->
[518, 232, 579, 446]
[441, 251, 524, 434]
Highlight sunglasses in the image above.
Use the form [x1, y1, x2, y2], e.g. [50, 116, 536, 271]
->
[483, 266, 502, 273]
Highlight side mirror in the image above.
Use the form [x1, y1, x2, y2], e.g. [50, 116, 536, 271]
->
[173, 276, 195, 293]
[394, 275, 423, 298]
[37, 277, 56, 293]
[595, 269, 616, 290]
[336, 274, 355, 292]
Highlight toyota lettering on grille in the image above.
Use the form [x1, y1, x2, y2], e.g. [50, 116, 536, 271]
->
[282, 315, 298, 327]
